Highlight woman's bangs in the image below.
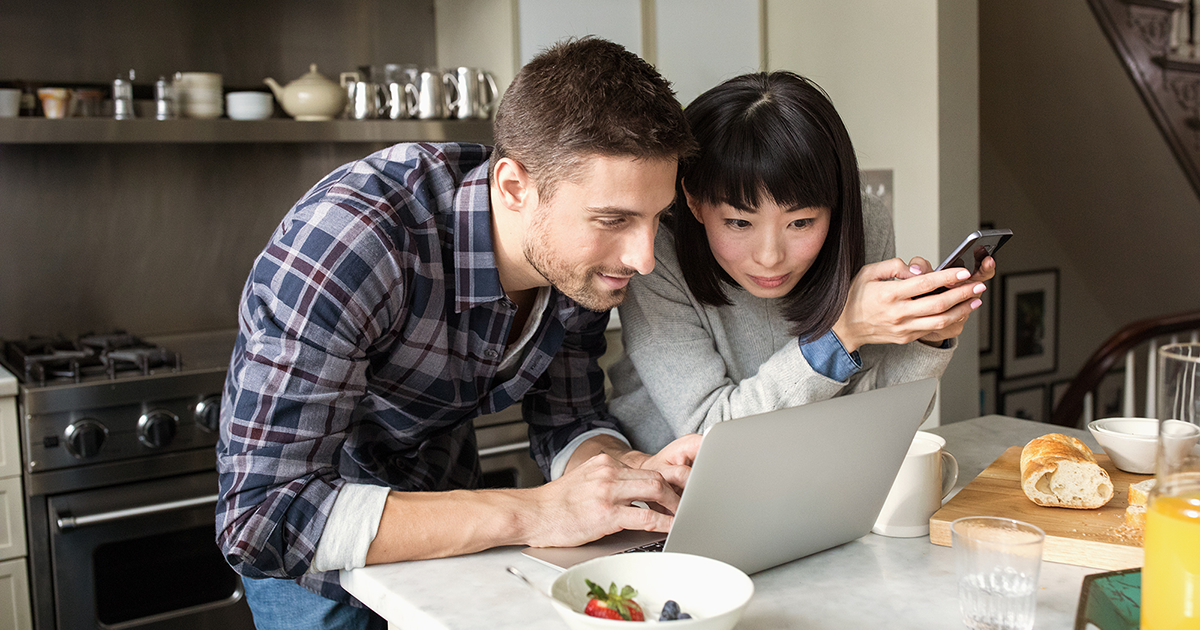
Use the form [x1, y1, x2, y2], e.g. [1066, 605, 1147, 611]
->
[689, 111, 841, 213]
[757, 114, 841, 212]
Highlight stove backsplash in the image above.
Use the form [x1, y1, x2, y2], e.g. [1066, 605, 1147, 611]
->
[0, 144, 384, 340]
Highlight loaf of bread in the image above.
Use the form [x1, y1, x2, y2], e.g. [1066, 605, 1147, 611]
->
[1128, 479, 1155, 507]
[1020, 433, 1114, 509]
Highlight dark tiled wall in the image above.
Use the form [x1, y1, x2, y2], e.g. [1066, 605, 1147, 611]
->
[0, 0, 437, 339]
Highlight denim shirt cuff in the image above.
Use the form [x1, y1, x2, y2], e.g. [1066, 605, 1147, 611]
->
[799, 330, 863, 383]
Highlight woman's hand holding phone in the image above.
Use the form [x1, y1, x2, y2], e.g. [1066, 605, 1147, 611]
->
[911, 254, 995, 345]
[832, 256, 993, 352]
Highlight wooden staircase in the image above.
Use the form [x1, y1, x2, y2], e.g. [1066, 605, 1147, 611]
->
[1090, 0, 1200, 198]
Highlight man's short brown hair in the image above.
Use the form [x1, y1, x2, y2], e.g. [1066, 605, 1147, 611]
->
[492, 37, 696, 200]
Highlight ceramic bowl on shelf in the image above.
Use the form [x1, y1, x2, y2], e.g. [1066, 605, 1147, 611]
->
[548, 552, 753, 629]
[1088, 417, 1160, 474]
[225, 91, 274, 120]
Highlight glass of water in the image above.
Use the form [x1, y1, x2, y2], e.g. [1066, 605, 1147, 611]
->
[952, 516, 1045, 630]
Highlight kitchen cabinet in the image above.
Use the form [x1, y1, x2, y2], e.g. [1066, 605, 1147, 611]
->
[0, 558, 33, 630]
[0, 368, 23, 562]
[0, 372, 19, 480]
[0, 478, 25, 561]
[0, 118, 493, 145]
[0, 368, 29, 630]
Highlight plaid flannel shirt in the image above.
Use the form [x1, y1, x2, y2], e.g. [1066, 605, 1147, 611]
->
[215, 143, 620, 605]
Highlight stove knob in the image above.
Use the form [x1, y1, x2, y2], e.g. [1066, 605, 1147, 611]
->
[64, 419, 108, 459]
[138, 410, 178, 448]
[194, 395, 221, 433]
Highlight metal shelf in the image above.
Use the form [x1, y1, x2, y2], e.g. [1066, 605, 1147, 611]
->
[0, 118, 493, 144]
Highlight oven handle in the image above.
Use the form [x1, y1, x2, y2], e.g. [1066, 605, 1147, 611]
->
[478, 441, 530, 457]
[56, 493, 219, 531]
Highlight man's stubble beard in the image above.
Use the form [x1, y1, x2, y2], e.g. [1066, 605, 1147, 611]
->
[523, 210, 630, 312]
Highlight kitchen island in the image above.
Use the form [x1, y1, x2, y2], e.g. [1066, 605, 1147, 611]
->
[341, 415, 1112, 629]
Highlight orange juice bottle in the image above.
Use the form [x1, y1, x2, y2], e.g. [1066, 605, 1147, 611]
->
[1141, 492, 1200, 630]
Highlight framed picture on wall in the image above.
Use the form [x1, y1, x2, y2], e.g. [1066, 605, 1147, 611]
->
[979, 279, 995, 355]
[980, 369, 998, 416]
[1001, 269, 1059, 380]
[1002, 384, 1047, 423]
[1050, 379, 1072, 417]
[1094, 369, 1126, 419]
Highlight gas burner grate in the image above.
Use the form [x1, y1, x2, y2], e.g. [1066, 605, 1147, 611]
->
[1, 331, 181, 385]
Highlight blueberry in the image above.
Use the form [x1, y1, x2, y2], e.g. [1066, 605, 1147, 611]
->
[678, 612, 692, 620]
[659, 600, 680, 621]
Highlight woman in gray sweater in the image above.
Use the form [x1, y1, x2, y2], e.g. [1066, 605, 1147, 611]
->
[607, 72, 994, 454]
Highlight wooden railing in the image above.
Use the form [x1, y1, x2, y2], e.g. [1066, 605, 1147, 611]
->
[1049, 309, 1200, 427]
[1089, 0, 1200, 199]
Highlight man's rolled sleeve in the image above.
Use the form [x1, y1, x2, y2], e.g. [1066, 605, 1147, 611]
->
[309, 483, 390, 573]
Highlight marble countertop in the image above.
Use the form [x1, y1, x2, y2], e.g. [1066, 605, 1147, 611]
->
[342, 415, 1106, 629]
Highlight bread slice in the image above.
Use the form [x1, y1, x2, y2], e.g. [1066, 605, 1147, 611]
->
[1125, 504, 1147, 529]
[1020, 433, 1114, 509]
[1128, 479, 1155, 507]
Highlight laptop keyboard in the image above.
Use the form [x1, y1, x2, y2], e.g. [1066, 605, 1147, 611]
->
[617, 539, 666, 554]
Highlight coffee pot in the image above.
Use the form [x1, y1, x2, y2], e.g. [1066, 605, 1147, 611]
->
[414, 69, 458, 120]
[339, 72, 391, 120]
[448, 67, 499, 120]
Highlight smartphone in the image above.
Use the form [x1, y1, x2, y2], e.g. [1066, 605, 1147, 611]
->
[916, 228, 1012, 297]
[933, 228, 1012, 272]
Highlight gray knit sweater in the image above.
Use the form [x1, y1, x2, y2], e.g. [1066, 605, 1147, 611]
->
[607, 196, 954, 454]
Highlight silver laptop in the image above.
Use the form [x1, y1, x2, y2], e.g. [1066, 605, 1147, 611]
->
[522, 378, 939, 575]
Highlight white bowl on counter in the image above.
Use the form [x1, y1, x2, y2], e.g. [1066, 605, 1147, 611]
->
[1088, 417, 1159, 474]
[549, 552, 753, 629]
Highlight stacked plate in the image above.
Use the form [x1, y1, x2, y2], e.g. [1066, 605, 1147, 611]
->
[173, 72, 223, 119]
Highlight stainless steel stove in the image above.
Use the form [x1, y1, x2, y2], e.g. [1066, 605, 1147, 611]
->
[1, 329, 255, 630]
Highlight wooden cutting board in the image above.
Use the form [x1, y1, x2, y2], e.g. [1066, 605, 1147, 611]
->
[929, 446, 1151, 571]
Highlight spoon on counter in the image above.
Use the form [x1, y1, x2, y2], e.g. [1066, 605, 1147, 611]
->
[505, 565, 555, 601]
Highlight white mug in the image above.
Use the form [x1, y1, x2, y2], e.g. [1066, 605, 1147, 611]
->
[0, 88, 20, 117]
[872, 431, 958, 538]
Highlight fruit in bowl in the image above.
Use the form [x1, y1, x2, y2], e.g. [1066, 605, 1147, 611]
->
[548, 552, 753, 629]
[584, 580, 645, 621]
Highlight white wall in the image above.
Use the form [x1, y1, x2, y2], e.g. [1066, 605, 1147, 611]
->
[435, 0, 519, 92]
[767, 0, 981, 424]
[654, 0, 762, 105]
[518, 0, 643, 64]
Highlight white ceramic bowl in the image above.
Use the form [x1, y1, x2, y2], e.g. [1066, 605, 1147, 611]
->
[549, 552, 753, 629]
[1089, 417, 1159, 474]
[225, 91, 274, 120]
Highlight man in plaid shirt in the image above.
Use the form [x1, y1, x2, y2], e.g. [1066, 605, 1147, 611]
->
[216, 38, 699, 629]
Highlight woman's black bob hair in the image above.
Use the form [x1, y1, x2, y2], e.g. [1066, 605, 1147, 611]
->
[670, 71, 864, 341]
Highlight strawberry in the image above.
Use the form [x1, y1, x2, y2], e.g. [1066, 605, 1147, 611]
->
[583, 579, 645, 621]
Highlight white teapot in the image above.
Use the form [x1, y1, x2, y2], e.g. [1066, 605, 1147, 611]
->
[264, 64, 346, 121]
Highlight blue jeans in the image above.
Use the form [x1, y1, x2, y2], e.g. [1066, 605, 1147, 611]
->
[242, 577, 386, 630]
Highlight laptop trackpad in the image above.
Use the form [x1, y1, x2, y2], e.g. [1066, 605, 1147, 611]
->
[521, 529, 666, 570]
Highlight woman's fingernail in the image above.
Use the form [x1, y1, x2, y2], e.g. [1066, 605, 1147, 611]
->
[971, 299, 982, 309]
[956, 270, 971, 281]
[974, 283, 986, 294]
[910, 264, 921, 275]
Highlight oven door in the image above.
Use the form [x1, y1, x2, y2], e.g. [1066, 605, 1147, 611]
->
[46, 470, 254, 630]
